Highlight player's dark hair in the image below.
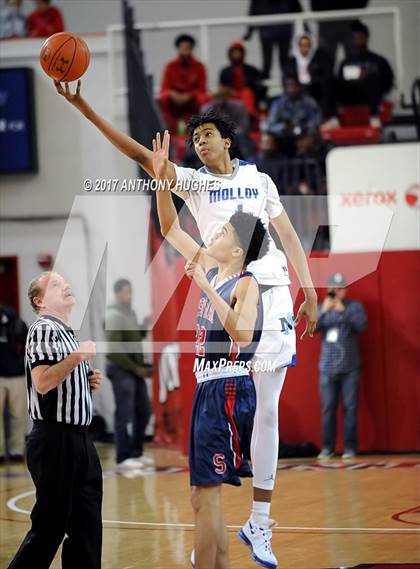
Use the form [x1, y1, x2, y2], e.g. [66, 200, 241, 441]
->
[175, 34, 196, 48]
[351, 20, 370, 37]
[229, 212, 270, 267]
[187, 110, 237, 147]
[114, 278, 131, 293]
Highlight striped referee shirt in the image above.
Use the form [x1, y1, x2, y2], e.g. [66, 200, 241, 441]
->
[25, 315, 93, 425]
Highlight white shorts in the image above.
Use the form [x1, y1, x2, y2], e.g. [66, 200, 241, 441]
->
[253, 285, 296, 370]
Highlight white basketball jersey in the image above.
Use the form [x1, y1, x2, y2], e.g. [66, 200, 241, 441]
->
[174, 159, 290, 286]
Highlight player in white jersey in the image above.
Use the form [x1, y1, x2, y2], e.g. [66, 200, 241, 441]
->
[56, 83, 318, 569]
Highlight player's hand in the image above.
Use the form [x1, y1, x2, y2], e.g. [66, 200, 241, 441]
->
[76, 340, 96, 361]
[321, 296, 335, 313]
[152, 130, 170, 181]
[185, 261, 208, 291]
[88, 368, 103, 391]
[54, 80, 87, 112]
[135, 365, 154, 378]
[294, 294, 318, 340]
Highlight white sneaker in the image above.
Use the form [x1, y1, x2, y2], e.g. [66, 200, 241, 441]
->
[116, 467, 144, 478]
[342, 450, 356, 461]
[370, 116, 382, 128]
[117, 458, 144, 470]
[321, 116, 340, 130]
[317, 449, 334, 461]
[136, 455, 155, 467]
[238, 518, 278, 569]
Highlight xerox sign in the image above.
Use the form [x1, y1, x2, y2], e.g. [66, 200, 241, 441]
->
[327, 143, 420, 252]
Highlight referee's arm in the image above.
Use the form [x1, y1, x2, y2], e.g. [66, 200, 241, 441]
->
[32, 341, 95, 395]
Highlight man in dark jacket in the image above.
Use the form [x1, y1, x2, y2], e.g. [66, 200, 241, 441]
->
[336, 20, 394, 123]
[315, 273, 367, 460]
[0, 304, 28, 463]
[105, 279, 153, 471]
[219, 41, 266, 115]
[243, 0, 303, 79]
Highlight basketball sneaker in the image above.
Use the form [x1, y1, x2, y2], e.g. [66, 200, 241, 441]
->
[238, 518, 278, 569]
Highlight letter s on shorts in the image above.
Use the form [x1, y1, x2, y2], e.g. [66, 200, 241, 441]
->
[213, 453, 226, 475]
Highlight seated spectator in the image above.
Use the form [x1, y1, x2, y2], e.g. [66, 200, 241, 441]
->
[286, 34, 335, 119]
[265, 72, 322, 157]
[159, 34, 208, 134]
[336, 21, 394, 126]
[219, 40, 267, 116]
[0, 0, 26, 39]
[200, 85, 256, 161]
[27, 0, 64, 38]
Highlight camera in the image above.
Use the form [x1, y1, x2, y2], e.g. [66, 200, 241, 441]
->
[327, 290, 336, 299]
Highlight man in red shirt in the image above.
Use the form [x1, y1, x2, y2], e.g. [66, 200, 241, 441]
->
[159, 34, 208, 134]
[27, 0, 64, 38]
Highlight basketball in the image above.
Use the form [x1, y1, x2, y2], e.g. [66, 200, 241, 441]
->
[39, 32, 90, 82]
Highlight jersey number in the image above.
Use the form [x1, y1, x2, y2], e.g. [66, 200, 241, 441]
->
[195, 324, 207, 356]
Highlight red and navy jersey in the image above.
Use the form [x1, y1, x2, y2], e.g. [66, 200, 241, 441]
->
[194, 268, 263, 376]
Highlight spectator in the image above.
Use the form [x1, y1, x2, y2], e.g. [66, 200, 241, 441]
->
[265, 72, 322, 157]
[0, 304, 28, 463]
[27, 0, 64, 38]
[286, 34, 335, 118]
[219, 40, 267, 115]
[105, 279, 153, 473]
[311, 0, 370, 68]
[0, 0, 26, 40]
[200, 85, 257, 161]
[243, 0, 303, 79]
[336, 21, 394, 126]
[159, 34, 208, 134]
[315, 273, 367, 461]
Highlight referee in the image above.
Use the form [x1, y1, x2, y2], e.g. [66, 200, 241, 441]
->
[8, 271, 103, 569]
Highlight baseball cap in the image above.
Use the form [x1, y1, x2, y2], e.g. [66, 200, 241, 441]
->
[327, 272, 347, 288]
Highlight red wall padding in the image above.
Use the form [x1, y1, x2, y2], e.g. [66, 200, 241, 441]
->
[282, 250, 420, 453]
[152, 246, 420, 454]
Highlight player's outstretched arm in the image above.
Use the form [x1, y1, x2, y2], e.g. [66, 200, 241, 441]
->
[186, 266, 259, 347]
[270, 210, 318, 339]
[54, 80, 177, 183]
[154, 131, 214, 269]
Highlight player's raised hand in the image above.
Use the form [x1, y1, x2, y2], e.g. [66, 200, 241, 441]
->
[185, 261, 208, 291]
[294, 295, 318, 340]
[54, 80, 87, 112]
[152, 130, 170, 181]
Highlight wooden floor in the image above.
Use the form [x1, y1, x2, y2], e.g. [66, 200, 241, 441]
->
[1, 445, 419, 568]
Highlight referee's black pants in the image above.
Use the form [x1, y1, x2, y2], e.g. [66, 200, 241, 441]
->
[8, 422, 103, 569]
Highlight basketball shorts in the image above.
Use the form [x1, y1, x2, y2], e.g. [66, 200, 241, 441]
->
[189, 375, 256, 487]
[253, 285, 296, 370]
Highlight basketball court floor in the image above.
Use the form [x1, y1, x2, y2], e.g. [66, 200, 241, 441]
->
[1, 446, 419, 568]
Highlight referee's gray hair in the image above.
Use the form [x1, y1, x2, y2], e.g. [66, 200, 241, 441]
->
[28, 271, 52, 313]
